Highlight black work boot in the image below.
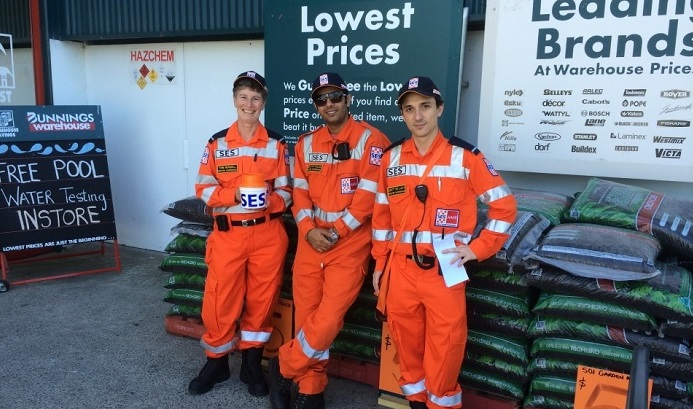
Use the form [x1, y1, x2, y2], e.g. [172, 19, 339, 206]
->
[188, 354, 231, 395]
[409, 401, 428, 409]
[267, 357, 292, 409]
[294, 392, 325, 409]
[239, 346, 269, 397]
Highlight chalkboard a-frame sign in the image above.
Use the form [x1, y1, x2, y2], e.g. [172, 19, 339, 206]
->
[0, 105, 117, 252]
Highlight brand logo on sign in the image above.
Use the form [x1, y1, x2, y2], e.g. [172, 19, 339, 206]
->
[657, 120, 690, 127]
[615, 146, 639, 152]
[583, 89, 603, 95]
[534, 132, 561, 141]
[661, 90, 690, 99]
[573, 133, 597, 141]
[622, 99, 646, 107]
[582, 99, 609, 105]
[0, 110, 14, 127]
[623, 89, 646, 97]
[610, 133, 646, 140]
[504, 108, 522, 117]
[544, 89, 572, 96]
[614, 121, 648, 126]
[498, 144, 516, 151]
[585, 119, 606, 126]
[504, 89, 523, 97]
[435, 209, 460, 228]
[659, 103, 692, 115]
[572, 145, 597, 153]
[26, 112, 96, 132]
[500, 131, 516, 140]
[653, 136, 685, 144]
[621, 111, 644, 117]
[655, 149, 682, 158]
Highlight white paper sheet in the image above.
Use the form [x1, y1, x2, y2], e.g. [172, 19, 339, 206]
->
[432, 235, 469, 287]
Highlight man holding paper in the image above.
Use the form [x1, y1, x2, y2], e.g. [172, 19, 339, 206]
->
[371, 76, 516, 409]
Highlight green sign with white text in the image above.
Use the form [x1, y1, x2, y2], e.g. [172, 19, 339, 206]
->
[264, 0, 464, 150]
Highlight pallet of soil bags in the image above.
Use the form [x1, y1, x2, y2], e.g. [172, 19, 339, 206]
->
[565, 177, 693, 260]
[525, 263, 693, 324]
[525, 223, 661, 281]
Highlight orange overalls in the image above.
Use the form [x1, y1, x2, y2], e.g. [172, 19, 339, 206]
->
[195, 123, 291, 358]
[278, 117, 390, 394]
[372, 132, 517, 408]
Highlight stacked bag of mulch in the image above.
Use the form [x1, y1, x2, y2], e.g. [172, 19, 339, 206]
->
[522, 178, 693, 409]
[160, 196, 213, 323]
[459, 188, 571, 403]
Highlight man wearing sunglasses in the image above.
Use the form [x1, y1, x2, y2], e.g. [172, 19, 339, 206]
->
[268, 72, 389, 409]
[371, 76, 516, 409]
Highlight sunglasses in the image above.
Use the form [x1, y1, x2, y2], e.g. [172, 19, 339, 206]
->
[314, 91, 346, 106]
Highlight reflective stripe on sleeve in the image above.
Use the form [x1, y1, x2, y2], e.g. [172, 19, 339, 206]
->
[196, 174, 218, 185]
[372, 228, 394, 241]
[200, 185, 217, 203]
[313, 207, 343, 223]
[375, 192, 389, 205]
[294, 178, 308, 190]
[274, 175, 290, 188]
[479, 184, 513, 204]
[275, 189, 292, 206]
[295, 208, 314, 223]
[485, 219, 513, 235]
[341, 210, 361, 230]
[357, 177, 378, 194]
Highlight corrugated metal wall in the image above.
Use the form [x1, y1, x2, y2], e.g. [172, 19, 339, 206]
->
[57, 0, 265, 43]
[0, 0, 31, 47]
[1, 0, 487, 47]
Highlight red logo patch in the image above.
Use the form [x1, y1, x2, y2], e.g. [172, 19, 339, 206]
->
[435, 209, 460, 228]
[341, 177, 359, 194]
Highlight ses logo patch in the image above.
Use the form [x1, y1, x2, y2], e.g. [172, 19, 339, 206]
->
[435, 209, 460, 228]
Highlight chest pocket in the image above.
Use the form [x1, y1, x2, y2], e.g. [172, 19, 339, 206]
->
[429, 177, 468, 231]
[215, 159, 243, 186]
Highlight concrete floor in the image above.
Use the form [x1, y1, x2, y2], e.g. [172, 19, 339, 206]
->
[0, 243, 385, 409]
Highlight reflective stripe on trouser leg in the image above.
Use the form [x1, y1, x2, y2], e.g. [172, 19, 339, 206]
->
[200, 228, 249, 358]
[387, 255, 428, 403]
[279, 225, 371, 394]
[238, 219, 288, 350]
[388, 255, 467, 409]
